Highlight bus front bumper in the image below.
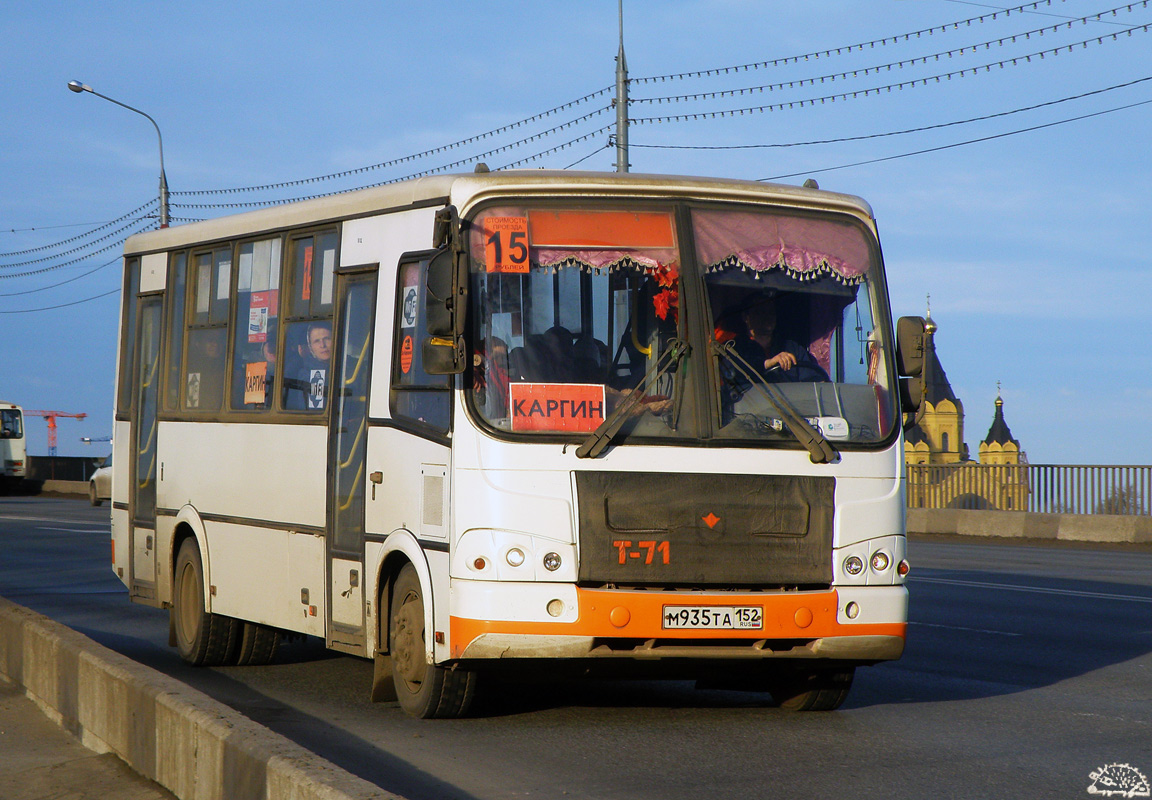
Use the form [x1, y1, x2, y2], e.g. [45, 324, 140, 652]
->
[449, 583, 906, 662]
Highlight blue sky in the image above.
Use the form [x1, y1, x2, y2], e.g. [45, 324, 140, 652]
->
[2, 1, 1150, 463]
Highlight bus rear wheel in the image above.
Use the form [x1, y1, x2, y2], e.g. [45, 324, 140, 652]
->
[769, 666, 855, 712]
[389, 564, 475, 719]
[234, 622, 280, 666]
[172, 538, 238, 667]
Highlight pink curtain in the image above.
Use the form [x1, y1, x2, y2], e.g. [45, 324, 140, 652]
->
[692, 208, 871, 283]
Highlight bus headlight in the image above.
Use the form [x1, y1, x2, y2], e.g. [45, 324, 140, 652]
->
[844, 555, 864, 576]
[870, 551, 890, 572]
[452, 530, 576, 581]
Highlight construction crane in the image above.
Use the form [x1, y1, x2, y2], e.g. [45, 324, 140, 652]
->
[25, 410, 87, 456]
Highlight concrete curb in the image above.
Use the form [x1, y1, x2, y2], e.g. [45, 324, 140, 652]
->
[906, 508, 1152, 544]
[0, 597, 397, 800]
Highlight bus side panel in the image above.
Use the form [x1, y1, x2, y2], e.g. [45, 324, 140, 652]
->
[157, 421, 327, 527]
[202, 521, 323, 636]
[111, 418, 133, 590]
[156, 421, 328, 633]
[365, 426, 452, 661]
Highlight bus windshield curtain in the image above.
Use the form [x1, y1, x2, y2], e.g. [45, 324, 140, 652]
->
[692, 208, 870, 284]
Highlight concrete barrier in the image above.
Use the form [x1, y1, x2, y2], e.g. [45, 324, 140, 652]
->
[906, 508, 1152, 544]
[0, 597, 395, 800]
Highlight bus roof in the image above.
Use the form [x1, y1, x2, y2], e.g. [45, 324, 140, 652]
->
[122, 171, 876, 257]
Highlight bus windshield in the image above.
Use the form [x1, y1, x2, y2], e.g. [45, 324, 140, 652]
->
[0, 409, 23, 439]
[697, 206, 894, 445]
[466, 202, 896, 447]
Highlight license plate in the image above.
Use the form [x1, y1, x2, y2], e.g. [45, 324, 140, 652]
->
[662, 605, 763, 630]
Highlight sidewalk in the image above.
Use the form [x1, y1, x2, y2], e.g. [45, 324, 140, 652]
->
[0, 678, 174, 800]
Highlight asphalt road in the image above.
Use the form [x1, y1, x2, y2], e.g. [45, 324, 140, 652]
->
[2, 494, 1150, 799]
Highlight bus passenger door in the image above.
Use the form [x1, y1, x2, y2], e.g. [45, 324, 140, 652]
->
[326, 269, 377, 654]
[130, 296, 162, 600]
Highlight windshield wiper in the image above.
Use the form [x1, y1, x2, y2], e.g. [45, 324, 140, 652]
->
[576, 338, 690, 459]
[710, 340, 838, 464]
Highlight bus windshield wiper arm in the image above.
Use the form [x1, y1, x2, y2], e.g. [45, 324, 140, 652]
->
[710, 340, 837, 464]
[576, 338, 690, 459]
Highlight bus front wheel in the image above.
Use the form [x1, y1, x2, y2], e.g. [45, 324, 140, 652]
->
[769, 666, 855, 712]
[389, 564, 476, 719]
[172, 538, 237, 667]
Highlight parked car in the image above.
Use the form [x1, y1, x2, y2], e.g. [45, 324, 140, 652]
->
[89, 455, 111, 506]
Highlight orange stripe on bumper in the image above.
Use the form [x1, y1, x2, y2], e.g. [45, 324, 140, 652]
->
[450, 587, 905, 659]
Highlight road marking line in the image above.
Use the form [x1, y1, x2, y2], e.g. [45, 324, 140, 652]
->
[910, 575, 1152, 603]
[38, 527, 110, 534]
[908, 621, 1022, 637]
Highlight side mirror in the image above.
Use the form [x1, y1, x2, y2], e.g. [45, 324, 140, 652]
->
[896, 316, 925, 377]
[899, 376, 923, 415]
[423, 334, 466, 375]
[423, 207, 468, 375]
[424, 246, 459, 338]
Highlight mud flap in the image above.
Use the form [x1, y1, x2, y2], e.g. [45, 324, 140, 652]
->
[371, 650, 398, 702]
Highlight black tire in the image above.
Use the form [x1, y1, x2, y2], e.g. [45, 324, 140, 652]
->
[234, 622, 280, 666]
[770, 667, 855, 712]
[389, 564, 476, 719]
[89, 482, 102, 506]
[171, 539, 238, 666]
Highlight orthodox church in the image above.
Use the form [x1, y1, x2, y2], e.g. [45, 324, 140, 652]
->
[903, 305, 1027, 510]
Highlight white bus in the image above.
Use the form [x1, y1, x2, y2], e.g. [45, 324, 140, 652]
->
[111, 171, 926, 717]
[1, 401, 26, 491]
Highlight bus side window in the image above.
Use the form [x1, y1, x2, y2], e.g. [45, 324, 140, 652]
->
[184, 248, 231, 412]
[390, 258, 450, 432]
[164, 252, 187, 411]
[117, 257, 141, 416]
[230, 238, 282, 411]
[281, 232, 336, 413]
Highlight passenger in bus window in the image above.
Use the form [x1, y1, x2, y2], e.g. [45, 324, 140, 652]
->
[285, 321, 332, 410]
[473, 336, 510, 417]
[734, 298, 828, 384]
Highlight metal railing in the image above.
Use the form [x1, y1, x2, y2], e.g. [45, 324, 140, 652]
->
[906, 463, 1152, 516]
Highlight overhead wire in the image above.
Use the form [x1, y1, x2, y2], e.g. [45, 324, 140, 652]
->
[0, 212, 158, 271]
[759, 95, 1152, 181]
[0, 198, 157, 259]
[630, 75, 1152, 150]
[630, 22, 1152, 126]
[498, 125, 615, 170]
[0, 255, 121, 297]
[0, 287, 120, 314]
[174, 105, 615, 210]
[563, 140, 613, 169]
[0, 219, 155, 279]
[174, 87, 614, 197]
[16, 1, 1152, 260]
[630, 0, 1147, 85]
[944, 0, 1139, 24]
[631, 4, 1150, 106]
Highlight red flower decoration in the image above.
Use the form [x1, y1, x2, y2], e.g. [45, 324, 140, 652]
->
[653, 288, 678, 321]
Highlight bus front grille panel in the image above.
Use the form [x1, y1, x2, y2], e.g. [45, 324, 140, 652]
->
[575, 471, 834, 587]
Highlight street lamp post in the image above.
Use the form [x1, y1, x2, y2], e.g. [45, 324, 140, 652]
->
[67, 80, 170, 228]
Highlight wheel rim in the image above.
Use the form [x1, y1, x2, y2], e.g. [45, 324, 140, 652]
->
[392, 590, 425, 691]
[175, 559, 199, 646]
